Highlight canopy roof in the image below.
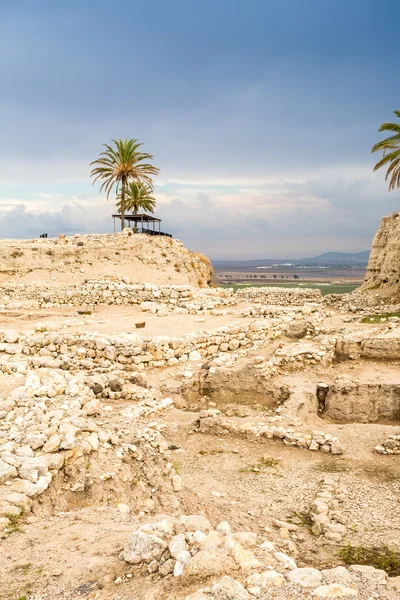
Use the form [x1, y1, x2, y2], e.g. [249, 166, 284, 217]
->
[112, 213, 161, 223]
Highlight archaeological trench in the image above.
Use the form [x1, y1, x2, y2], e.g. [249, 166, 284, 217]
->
[0, 218, 400, 599]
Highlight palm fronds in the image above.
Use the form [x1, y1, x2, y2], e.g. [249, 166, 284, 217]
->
[372, 111, 400, 191]
[116, 181, 156, 215]
[90, 138, 160, 228]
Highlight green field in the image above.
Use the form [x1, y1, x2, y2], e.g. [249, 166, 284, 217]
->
[218, 282, 361, 296]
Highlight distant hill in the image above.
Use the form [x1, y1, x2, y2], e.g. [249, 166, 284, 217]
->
[297, 251, 370, 265]
[212, 251, 370, 268]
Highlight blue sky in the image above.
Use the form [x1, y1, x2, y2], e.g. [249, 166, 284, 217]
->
[0, 0, 399, 258]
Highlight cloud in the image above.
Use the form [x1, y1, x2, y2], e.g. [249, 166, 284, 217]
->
[0, 203, 112, 239]
[0, 170, 395, 258]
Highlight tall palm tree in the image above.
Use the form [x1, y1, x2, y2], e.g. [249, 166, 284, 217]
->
[372, 110, 400, 191]
[90, 138, 160, 229]
[116, 181, 156, 216]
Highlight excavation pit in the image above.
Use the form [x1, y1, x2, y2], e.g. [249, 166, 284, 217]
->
[322, 381, 400, 423]
[181, 360, 290, 411]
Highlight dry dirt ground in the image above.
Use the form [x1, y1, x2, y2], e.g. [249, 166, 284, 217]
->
[1, 303, 400, 600]
[0, 304, 250, 338]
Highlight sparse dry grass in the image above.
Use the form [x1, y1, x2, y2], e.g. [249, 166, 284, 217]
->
[361, 312, 400, 323]
[241, 455, 280, 473]
[338, 543, 400, 575]
[195, 253, 211, 265]
[313, 459, 350, 473]
[287, 510, 313, 528]
[3, 511, 25, 535]
[172, 460, 182, 475]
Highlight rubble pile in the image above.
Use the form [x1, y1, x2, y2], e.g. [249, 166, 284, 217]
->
[197, 410, 343, 455]
[375, 434, 400, 455]
[119, 514, 397, 599]
[252, 336, 336, 381]
[0, 368, 176, 530]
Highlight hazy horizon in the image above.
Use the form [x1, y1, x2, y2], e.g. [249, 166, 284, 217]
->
[1, 0, 399, 258]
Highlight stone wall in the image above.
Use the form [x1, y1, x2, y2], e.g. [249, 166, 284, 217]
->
[17, 319, 282, 373]
[0, 281, 235, 312]
[236, 287, 322, 305]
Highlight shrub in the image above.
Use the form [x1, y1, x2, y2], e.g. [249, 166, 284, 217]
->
[195, 252, 211, 265]
[10, 250, 24, 259]
[338, 543, 400, 575]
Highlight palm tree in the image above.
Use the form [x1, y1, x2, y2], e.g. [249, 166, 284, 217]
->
[90, 138, 160, 229]
[372, 110, 400, 191]
[116, 181, 156, 216]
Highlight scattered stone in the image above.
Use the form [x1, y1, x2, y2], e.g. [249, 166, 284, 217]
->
[286, 567, 323, 588]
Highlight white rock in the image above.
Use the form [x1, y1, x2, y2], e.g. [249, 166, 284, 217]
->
[191, 530, 207, 544]
[121, 531, 167, 564]
[185, 591, 209, 600]
[349, 564, 388, 584]
[0, 460, 17, 484]
[286, 567, 322, 588]
[274, 551, 297, 570]
[172, 474, 182, 492]
[233, 532, 257, 548]
[212, 576, 250, 599]
[321, 567, 352, 585]
[179, 515, 212, 533]
[245, 570, 285, 588]
[3, 329, 19, 343]
[169, 534, 188, 559]
[260, 540, 275, 552]
[216, 521, 232, 536]
[173, 550, 191, 577]
[312, 584, 358, 597]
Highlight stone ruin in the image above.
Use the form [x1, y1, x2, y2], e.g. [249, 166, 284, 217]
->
[0, 237, 400, 599]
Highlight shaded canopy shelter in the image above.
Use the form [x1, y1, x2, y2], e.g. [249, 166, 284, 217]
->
[112, 213, 172, 237]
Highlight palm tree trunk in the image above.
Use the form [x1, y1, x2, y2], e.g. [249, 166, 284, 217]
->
[133, 204, 138, 233]
[121, 176, 126, 230]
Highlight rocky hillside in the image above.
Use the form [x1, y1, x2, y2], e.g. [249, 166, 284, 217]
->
[359, 213, 400, 302]
[0, 232, 213, 287]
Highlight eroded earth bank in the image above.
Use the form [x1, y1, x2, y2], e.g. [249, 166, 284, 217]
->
[0, 232, 400, 600]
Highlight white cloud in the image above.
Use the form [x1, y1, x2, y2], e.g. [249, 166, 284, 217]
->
[0, 203, 112, 239]
[0, 172, 395, 258]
